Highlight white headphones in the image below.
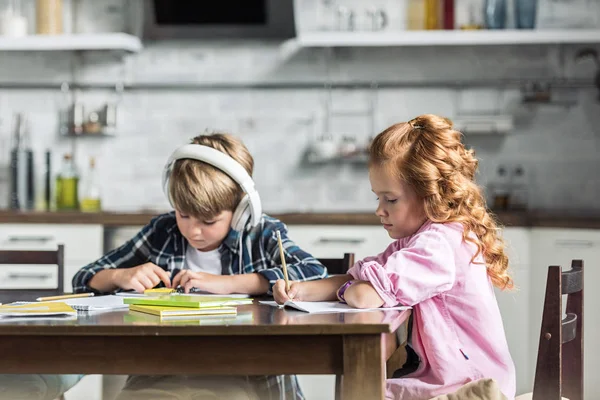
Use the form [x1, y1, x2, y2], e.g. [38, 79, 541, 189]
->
[162, 144, 262, 231]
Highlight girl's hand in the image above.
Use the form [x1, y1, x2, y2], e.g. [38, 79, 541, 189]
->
[112, 262, 171, 293]
[172, 270, 230, 294]
[273, 279, 303, 304]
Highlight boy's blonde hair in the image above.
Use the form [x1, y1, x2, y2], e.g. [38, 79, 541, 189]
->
[369, 114, 512, 290]
[169, 133, 254, 220]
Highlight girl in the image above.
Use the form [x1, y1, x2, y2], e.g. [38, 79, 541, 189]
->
[273, 114, 516, 400]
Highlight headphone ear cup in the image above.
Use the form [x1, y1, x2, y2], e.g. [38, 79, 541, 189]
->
[231, 195, 251, 232]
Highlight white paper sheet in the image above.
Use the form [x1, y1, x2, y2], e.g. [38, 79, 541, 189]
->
[259, 300, 410, 314]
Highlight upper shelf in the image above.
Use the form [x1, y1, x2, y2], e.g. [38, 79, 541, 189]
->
[0, 33, 142, 53]
[291, 29, 600, 47]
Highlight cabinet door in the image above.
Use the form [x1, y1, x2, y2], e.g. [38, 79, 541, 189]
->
[531, 228, 600, 399]
[496, 227, 531, 395]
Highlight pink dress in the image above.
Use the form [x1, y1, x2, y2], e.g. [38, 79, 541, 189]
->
[348, 221, 516, 400]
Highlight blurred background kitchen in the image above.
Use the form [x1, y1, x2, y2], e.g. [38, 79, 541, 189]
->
[1, 1, 600, 399]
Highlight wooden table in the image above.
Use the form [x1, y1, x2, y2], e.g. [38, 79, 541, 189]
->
[0, 301, 410, 400]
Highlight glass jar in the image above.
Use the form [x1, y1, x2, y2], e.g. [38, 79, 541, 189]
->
[0, 0, 28, 37]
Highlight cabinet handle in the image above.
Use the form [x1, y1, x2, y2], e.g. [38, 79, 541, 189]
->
[7, 236, 55, 243]
[316, 238, 366, 245]
[7, 273, 53, 280]
[555, 239, 594, 248]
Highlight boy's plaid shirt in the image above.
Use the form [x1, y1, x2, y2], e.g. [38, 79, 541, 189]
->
[73, 211, 328, 400]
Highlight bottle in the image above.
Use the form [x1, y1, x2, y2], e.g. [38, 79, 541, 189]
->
[80, 157, 102, 213]
[443, 0, 455, 29]
[36, 0, 63, 35]
[9, 114, 35, 210]
[424, 0, 441, 29]
[484, 0, 507, 29]
[55, 153, 79, 211]
[456, 0, 484, 29]
[406, 0, 425, 30]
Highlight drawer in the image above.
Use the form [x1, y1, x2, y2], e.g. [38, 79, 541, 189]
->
[286, 225, 394, 260]
[0, 265, 58, 289]
[0, 224, 103, 262]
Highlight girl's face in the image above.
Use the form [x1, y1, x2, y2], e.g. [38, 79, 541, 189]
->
[369, 166, 427, 240]
[175, 210, 233, 251]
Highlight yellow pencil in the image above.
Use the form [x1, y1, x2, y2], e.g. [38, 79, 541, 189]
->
[36, 292, 95, 302]
[276, 230, 290, 292]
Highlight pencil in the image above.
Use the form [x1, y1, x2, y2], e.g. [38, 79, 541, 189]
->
[36, 293, 95, 302]
[276, 230, 290, 292]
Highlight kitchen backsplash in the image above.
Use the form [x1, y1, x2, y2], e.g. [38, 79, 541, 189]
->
[0, 16, 599, 213]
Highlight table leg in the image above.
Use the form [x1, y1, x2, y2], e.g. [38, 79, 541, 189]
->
[342, 334, 385, 400]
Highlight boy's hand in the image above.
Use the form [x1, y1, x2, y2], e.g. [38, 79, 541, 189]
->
[273, 279, 302, 304]
[172, 270, 230, 294]
[113, 262, 171, 293]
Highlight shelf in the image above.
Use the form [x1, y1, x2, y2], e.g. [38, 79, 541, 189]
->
[0, 33, 142, 53]
[291, 29, 600, 47]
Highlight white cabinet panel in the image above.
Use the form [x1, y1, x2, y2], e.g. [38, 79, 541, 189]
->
[501, 227, 531, 267]
[0, 224, 103, 291]
[286, 225, 394, 261]
[0, 264, 58, 289]
[0, 224, 103, 262]
[495, 227, 532, 395]
[495, 265, 531, 395]
[531, 228, 600, 400]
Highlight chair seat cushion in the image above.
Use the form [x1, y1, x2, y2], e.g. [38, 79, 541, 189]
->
[428, 378, 507, 400]
[515, 393, 569, 400]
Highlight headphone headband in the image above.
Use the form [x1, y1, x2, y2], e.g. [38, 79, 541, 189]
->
[162, 144, 262, 227]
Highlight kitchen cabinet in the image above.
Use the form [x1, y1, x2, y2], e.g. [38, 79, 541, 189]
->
[496, 227, 532, 396]
[530, 228, 600, 400]
[0, 224, 104, 292]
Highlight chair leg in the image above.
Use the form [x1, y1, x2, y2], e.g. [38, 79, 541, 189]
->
[335, 374, 342, 400]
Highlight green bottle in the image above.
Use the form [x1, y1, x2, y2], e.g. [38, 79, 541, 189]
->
[80, 156, 102, 213]
[56, 153, 79, 211]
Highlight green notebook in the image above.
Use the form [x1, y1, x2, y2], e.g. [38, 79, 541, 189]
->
[123, 295, 253, 309]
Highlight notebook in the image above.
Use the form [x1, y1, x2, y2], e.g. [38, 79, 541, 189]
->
[53, 295, 129, 312]
[128, 304, 237, 319]
[259, 300, 411, 314]
[0, 302, 77, 318]
[124, 310, 253, 325]
[123, 295, 253, 309]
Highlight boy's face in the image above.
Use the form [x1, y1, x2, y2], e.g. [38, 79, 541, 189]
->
[175, 210, 233, 251]
[369, 166, 427, 240]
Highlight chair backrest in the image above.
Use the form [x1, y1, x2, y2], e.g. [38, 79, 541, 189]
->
[0, 244, 65, 294]
[317, 253, 355, 275]
[532, 259, 583, 400]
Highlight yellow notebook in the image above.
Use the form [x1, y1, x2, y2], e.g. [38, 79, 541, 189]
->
[124, 295, 252, 308]
[128, 304, 237, 319]
[125, 310, 247, 325]
[0, 302, 77, 317]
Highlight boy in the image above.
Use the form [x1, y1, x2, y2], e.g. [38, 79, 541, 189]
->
[72, 133, 327, 399]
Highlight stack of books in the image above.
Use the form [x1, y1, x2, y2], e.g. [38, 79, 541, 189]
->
[123, 295, 253, 321]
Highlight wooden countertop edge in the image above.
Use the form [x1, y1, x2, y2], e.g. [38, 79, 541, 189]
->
[1, 210, 600, 229]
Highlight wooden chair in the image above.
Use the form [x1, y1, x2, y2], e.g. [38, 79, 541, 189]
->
[0, 244, 65, 303]
[516, 260, 584, 400]
[319, 253, 356, 276]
